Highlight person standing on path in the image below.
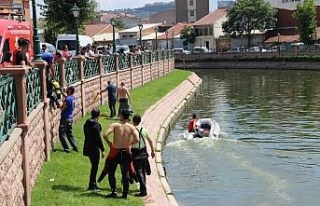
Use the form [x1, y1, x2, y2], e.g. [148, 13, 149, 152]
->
[100, 80, 117, 118]
[83, 109, 105, 192]
[103, 109, 139, 199]
[59, 85, 78, 153]
[131, 114, 155, 197]
[117, 82, 132, 116]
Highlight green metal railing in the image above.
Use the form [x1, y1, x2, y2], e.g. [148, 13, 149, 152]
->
[26, 68, 42, 116]
[84, 59, 99, 79]
[152, 52, 159, 62]
[0, 75, 17, 144]
[102, 56, 116, 74]
[143, 52, 151, 64]
[119, 56, 129, 70]
[132, 55, 142, 67]
[53, 63, 60, 83]
[65, 60, 80, 85]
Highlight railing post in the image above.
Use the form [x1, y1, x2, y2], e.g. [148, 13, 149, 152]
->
[98, 55, 104, 105]
[114, 53, 120, 87]
[34, 60, 52, 161]
[74, 56, 85, 117]
[58, 58, 66, 89]
[0, 66, 31, 206]
[128, 53, 134, 89]
[149, 52, 153, 81]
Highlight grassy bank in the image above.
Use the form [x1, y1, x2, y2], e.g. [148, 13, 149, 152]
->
[31, 69, 191, 206]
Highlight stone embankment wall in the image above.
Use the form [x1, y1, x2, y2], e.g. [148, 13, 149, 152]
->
[175, 61, 320, 70]
[142, 73, 202, 206]
[0, 56, 174, 206]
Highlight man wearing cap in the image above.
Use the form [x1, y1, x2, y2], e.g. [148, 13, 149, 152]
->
[103, 109, 139, 199]
[59, 85, 78, 153]
[100, 80, 117, 118]
[117, 82, 132, 117]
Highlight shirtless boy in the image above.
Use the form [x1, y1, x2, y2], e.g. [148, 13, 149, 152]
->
[117, 82, 132, 116]
[103, 109, 139, 199]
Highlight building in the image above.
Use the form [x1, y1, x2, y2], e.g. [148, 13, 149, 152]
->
[149, 9, 176, 25]
[218, 0, 235, 9]
[265, 0, 320, 9]
[0, 0, 30, 22]
[175, 0, 209, 23]
[192, 9, 228, 52]
[118, 23, 161, 47]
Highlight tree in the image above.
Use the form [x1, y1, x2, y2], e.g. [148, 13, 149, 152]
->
[222, 0, 276, 48]
[180, 25, 195, 47]
[114, 19, 126, 30]
[293, 0, 317, 45]
[43, 0, 97, 35]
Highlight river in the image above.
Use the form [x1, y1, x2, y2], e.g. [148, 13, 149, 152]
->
[162, 69, 320, 206]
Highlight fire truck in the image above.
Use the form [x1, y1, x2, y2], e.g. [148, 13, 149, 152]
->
[0, 9, 33, 64]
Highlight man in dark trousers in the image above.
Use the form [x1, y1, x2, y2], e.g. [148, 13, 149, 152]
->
[103, 110, 139, 199]
[59, 85, 78, 153]
[100, 80, 117, 118]
[131, 114, 155, 197]
[83, 109, 105, 192]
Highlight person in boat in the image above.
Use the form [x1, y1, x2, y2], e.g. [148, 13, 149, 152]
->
[102, 109, 139, 199]
[188, 113, 197, 133]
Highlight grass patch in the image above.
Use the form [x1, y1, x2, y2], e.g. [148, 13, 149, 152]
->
[31, 69, 191, 206]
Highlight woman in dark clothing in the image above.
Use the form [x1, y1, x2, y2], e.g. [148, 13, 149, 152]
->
[83, 109, 105, 191]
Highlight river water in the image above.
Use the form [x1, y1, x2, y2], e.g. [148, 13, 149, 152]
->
[162, 69, 320, 206]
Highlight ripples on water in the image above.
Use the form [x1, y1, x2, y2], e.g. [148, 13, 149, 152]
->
[162, 69, 320, 206]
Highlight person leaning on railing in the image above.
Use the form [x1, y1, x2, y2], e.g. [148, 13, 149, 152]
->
[12, 38, 33, 67]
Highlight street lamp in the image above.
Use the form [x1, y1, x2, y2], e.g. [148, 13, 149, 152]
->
[165, 30, 169, 50]
[71, 3, 80, 55]
[110, 17, 117, 53]
[138, 24, 143, 47]
[31, 0, 41, 60]
[154, 27, 158, 50]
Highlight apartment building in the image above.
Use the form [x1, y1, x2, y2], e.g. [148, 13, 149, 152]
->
[175, 0, 209, 23]
[0, 0, 30, 22]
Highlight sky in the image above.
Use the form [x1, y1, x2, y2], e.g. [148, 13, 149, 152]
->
[97, 0, 217, 11]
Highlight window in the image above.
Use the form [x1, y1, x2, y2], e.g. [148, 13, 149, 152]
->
[190, 11, 194, 16]
[189, 0, 193, 6]
[57, 40, 76, 50]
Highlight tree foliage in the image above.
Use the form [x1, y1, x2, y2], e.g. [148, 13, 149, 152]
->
[222, 0, 276, 48]
[180, 25, 195, 46]
[293, 0, 317, 45]
[114, 19, 126, 30]
[43, 0, 97, 35]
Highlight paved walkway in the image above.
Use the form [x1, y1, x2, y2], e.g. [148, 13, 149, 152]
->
[140, 73, 202, 206]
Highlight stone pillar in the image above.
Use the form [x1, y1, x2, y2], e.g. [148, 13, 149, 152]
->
[113, 53, 120, 86]
[98, 55, 104, 105]
[149, 52, 153, 81]
[34, 60, 52, 161]
[58, 58, 67, 89]
[0, 66, 31, 206]
[74, 56, 85, 117]
[128, 53, 134, 89]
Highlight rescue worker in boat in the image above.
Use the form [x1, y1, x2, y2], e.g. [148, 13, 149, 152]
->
[188, 113, 197, 133]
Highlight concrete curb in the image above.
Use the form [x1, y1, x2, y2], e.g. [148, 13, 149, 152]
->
[141, 72, 202, 206]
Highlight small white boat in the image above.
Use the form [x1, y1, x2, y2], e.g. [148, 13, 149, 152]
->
[186, 118, 220, 139]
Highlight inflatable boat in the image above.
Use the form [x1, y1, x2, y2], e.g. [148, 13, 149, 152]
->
[187, 118, 220, 139]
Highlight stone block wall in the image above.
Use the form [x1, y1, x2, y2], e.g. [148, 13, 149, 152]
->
[0, 131, 24, 206]
[0, 56, 174, 206]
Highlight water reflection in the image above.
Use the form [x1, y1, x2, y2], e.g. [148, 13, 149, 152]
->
[163, 69, 320, 206]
